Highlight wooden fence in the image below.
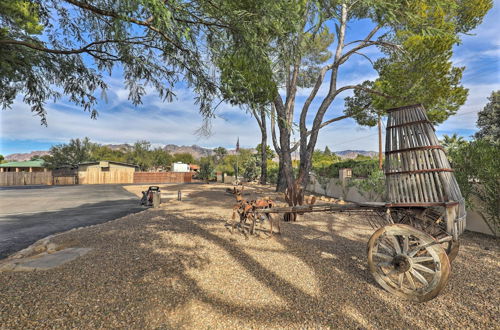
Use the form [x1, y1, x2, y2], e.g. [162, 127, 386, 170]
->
[0, 171, 193, 186]
[52, 168, 78, 185]
[0, 172, 53, 186]
[133, 172, 193, 184]
[78, 168, 135, 184]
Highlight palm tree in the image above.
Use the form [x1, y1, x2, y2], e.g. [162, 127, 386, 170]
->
[441, 134, 467, 152]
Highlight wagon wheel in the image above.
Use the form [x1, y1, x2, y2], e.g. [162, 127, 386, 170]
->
[367, 224, 451, 302]
[388, 208, 460, 263]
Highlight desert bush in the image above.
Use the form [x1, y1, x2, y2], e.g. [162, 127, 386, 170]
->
[448, 139, 499, 236]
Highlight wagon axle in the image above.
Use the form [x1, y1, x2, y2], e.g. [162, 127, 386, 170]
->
[392, 255, 411, 273]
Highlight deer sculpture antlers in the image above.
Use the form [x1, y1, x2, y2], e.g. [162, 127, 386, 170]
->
[229, 185, 280, 237]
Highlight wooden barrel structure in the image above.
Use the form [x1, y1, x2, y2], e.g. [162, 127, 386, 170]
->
[384, 104, 466, 239]
[367, 104, 466, 302]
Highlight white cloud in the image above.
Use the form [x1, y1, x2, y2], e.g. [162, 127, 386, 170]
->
[437, 83, 498, 133]
[0, 96, 265, 152]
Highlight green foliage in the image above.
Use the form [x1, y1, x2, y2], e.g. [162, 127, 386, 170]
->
[1, 0, 222, 123]
[150, 148, 173, 170]
[43, 137, 94, 168]
[0, 0, 43, 35]
[125, 141, 153, 171]
[448, 139, 500, 236]
[266, 160, 279, 184]
[89, 145, 127, 163]
[344, 0, 492, 126]
[215, 154, 236, 176]
[440, 133, 467, 154]
[295, 28, 335, 87]
[0, 155, 4, 162]
[173, 153, 195, 164]
[216, 47, 277, 107]
[197, 157, 215, 182]
[214, 148, 254, 176]
[213, 147, 228, 164]
[321, 159, 380, 179]
[311, 149, 341, 177]
[208, 0, 305, 107]
[350, 169, 386, 201]
[256, 143, 275, 160]
[475, 90, 500, 144]
[242, 154, 260, 181]
[42, 137, 176, 171]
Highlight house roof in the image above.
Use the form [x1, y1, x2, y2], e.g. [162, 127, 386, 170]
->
[78, 160, 139, 168]
[0, 160, 45, 168]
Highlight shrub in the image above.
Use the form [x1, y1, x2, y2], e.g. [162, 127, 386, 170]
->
[448, 139, 499, 236]
[318, 159, 379, 178]
[349, 169, 386, 201]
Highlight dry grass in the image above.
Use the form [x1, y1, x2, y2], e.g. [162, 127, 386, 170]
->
[0, 183, 498, 329]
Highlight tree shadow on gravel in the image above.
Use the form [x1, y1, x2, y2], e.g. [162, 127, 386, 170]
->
[143, 212, 498, 328]
[1, 206, 497, 329]
[125, 210, 462, 328]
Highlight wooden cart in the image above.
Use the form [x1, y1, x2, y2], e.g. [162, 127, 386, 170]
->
[251, 104, 466, 302]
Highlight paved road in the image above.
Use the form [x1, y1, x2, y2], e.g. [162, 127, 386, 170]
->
[0, 185, 144, 259]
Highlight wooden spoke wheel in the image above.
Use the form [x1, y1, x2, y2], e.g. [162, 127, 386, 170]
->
[367, 224, 451, 302]
[388, 207, 460, 263]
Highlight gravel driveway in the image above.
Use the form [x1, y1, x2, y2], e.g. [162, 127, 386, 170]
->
[0, 184, 498, 328]
[0, 185, 143, 259]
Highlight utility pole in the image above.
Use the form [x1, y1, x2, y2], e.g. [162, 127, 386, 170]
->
[235, 137, 240, 182]
[378, 114, 383, 170]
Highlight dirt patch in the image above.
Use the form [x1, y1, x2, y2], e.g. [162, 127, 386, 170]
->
[0, 183, 498, 328]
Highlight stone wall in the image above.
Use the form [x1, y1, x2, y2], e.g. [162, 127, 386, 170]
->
[307, 175, 494, 236]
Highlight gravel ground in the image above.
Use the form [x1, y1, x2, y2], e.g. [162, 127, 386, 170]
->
[0, 183, 498, 329]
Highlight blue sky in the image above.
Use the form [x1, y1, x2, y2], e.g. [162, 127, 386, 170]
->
[1, 3, 499, 156]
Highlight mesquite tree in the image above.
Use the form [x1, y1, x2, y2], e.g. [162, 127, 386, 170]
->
[267, 0, 491, 196]
[211, 0, 490, 196]
[0, 0, 238, 123]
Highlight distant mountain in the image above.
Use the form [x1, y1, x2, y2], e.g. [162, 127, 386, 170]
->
[163, 144, 213, 159]
[106, 144, 133, 151]
[334, 150, 378, 159]
[4, 151, 50, 162]
[4, 145, 377, 162]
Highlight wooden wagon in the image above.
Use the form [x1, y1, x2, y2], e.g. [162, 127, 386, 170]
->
[246, 104, 466, 302]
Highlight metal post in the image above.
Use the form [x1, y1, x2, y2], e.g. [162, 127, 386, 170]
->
[378, 114, 383, 170]
[152, 191, 161, 208]
[178, 190, 182, 201]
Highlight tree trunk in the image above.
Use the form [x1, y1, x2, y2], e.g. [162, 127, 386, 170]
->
[274, 96, 295, 194]
[259, 109, 268, 185]
[276, 157, 287, 192]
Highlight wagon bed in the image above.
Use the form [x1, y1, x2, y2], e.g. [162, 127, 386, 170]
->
[254, 201, 386, 214]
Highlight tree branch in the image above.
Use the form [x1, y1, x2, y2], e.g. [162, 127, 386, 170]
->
[304, 3, 348, 156]
[299, 63, 332, 142]
[251, 108, 263, 129]
[334, 85, 392, 99]
[270, 103, 282, 155]
[337, 40, 400, 68]
[0, 38, 145, 55]
[291, 114, 350, 153]
[63, 0, 190, 53]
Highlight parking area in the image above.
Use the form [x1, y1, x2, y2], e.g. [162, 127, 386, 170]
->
[0, 185, 144, 259]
